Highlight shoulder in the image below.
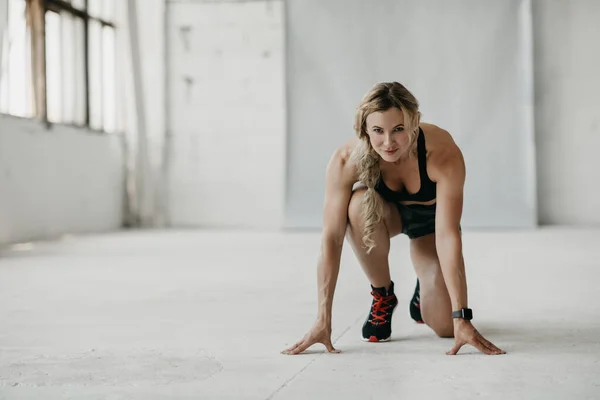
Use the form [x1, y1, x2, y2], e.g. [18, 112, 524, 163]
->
[326, 137, 361, 186]
[420, 123, 465, 184]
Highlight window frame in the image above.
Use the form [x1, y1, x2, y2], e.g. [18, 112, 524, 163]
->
[10, 0, 117, 133]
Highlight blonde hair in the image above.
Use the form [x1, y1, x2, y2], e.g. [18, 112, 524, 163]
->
[350, 82, 421, 253]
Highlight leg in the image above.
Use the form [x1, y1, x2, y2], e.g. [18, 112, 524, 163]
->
[345, 188, 402, 289]
[346, 188, 403, 342]
[410, 233, 454, 338]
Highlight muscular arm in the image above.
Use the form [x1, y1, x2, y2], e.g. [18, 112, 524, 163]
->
[431, 141, 467, 311]
[431, 133, 506, 356]
[282, 145, 358, 355]
[317, 149, 357, 323]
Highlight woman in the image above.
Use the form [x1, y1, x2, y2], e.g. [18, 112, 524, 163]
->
[282, 82, 505, 356]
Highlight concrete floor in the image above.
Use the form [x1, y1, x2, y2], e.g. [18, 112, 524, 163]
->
[0, 228, 599, 399]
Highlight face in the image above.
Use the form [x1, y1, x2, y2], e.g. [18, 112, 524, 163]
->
[365, 107, 410, 163]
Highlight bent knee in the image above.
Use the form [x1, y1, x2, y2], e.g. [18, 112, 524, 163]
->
[347, 189, 367, 226]
[431, 324, 454, 338]
[424, 316, 454, 338]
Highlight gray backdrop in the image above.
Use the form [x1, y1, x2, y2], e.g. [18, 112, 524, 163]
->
[284, 0, 537, 229]
[532, 0, 600, 225]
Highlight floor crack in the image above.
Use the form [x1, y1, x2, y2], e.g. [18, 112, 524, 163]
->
[265, 313, 363, 400]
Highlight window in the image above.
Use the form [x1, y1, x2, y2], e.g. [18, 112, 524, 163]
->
[0, 0, 34, 118]
[0, 0, 118, 133]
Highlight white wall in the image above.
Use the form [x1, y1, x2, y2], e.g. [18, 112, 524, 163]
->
[0, 0, 5, 68]
[94, 0, 167, 228]
[126, 0, 168, 227]
[0, 116, 125, 245]
[0, 0, 140, 246]
[165, 0, 286, 228]
[285, 0, 537, 229]
[533, 0, 600, 225]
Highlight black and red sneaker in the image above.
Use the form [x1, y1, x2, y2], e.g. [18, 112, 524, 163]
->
[361, 281, 398, 342]
[409, 279, 424, 324]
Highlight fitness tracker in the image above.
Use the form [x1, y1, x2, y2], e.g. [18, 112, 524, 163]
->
[452, 308, 473, 320]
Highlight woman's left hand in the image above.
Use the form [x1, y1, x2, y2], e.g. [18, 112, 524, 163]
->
[447, 319, 506, 355]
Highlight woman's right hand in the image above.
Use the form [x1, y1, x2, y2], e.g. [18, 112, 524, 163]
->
[281, 319, 341, 355]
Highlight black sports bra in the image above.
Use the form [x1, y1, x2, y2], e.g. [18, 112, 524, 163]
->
[374, 128, 436, 203]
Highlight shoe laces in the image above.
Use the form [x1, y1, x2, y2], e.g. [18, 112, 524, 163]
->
[370, 291, 395, 325]
[412, 291, 420, 308]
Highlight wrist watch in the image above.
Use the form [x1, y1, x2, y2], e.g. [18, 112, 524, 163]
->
[452, 308, 473, 320]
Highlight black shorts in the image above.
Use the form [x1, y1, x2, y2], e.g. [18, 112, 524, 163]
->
[397, 203, 437, 239]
